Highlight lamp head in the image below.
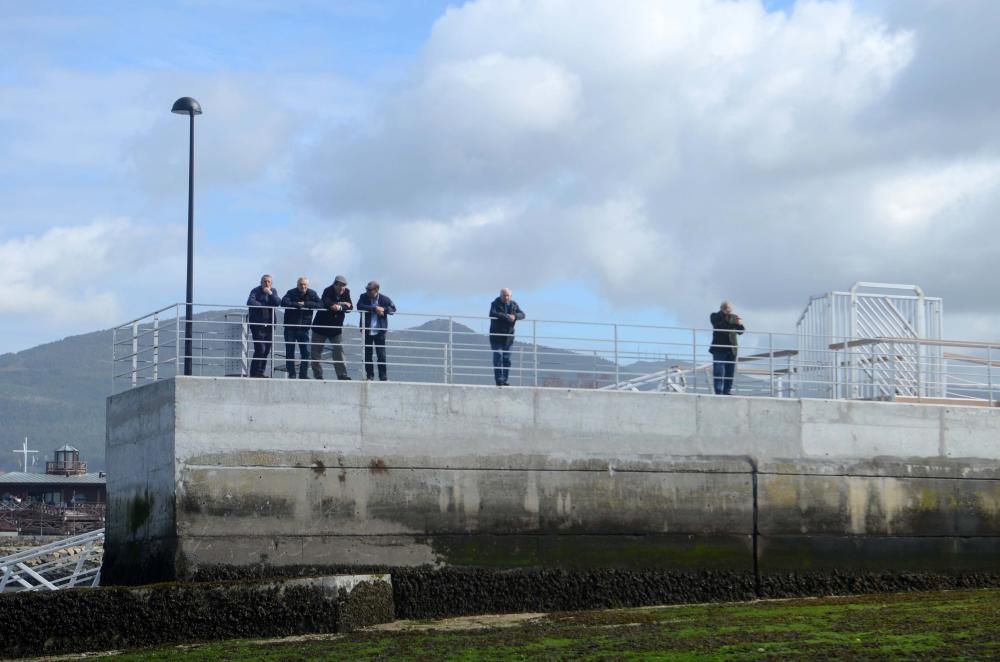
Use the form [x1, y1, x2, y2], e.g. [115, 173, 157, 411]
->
[171, 97, 203, 116]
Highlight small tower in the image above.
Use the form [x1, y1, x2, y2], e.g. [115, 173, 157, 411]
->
[47, 445, 87, 476]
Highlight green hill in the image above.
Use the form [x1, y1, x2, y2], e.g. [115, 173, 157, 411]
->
[0, 328, 111, 472]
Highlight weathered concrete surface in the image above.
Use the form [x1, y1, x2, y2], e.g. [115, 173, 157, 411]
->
[104, 378, 178, 584]
[0, 573, 392, 658]
[105, 377, 1000, 591]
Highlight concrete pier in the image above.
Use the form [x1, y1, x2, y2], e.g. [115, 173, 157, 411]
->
[104, 377, 1000, 589]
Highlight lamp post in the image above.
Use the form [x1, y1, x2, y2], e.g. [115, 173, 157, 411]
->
[171, 96, 202, 376]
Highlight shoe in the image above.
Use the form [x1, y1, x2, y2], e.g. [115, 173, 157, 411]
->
[337, 375, 351, 381]
[379, 377, 388, 382]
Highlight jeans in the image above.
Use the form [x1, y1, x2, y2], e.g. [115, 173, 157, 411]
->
[712, 349, 736, 395]
[283, 326, 311, 379]
[310, 328, 348, 379]
[249, 325, 273, 377]
[364, 331, 387, 380]
[490, 335, 514, 385]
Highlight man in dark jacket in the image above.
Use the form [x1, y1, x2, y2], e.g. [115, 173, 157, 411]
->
[311, 275, 354, 380]
[246, 274, 281, 377]
[280, 277, 321, 379]
[356, 281, 396, 381]
[709, 301, 745, 395]
[488, 288, 526, 386]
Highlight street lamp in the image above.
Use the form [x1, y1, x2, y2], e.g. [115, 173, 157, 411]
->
[171, 96, 202, 377]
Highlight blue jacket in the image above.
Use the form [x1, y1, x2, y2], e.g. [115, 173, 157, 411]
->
[356, 292, 396, 333]
[247, 286, 281, 324]
[280, 287, 321, 327]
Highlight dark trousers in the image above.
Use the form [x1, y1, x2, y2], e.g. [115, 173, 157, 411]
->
[311, 329, 348, 379]
[364, 332, 387, 380]
[283, 326, 311, 379]
[490, 335, 514, 385]
[249, 325, 273, 377]
[712, 349, 736, 395]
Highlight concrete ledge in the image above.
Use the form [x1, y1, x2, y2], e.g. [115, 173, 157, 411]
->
[0, 573, 392, 659]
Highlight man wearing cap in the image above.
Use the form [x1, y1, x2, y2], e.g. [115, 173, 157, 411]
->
[311, 275, 354, 380]
[246, 274, 281, 378]
[356, 281, 396, 381]
[280, 277, 321, 379]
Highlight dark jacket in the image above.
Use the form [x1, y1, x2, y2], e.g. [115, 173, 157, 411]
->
[313, 284, 353, 334]
[280, 287, 321, 327]
[357, 292, 396, 333]
[489, 297, 526, 337]
[247, 286, 281, 325]
[710, 311, 745, 355]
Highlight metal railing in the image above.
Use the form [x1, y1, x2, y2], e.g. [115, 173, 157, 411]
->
[111, 303, 1000, 406]
[0, 528, 104, 592]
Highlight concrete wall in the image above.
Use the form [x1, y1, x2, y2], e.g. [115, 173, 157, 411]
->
[104, 377, 1000, 584]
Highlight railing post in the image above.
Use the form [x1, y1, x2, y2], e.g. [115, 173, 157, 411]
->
[175, 305, 182, 378]
[518, 345, 523, 386]
[152, 314, 160, 382]
[131, 321, 138, 388]
[768, 332, 775, 397]
[533, 320, 538, 387]
[988, 345, 994, 405]
[691, 328, 698, 393]
[888, 342, 896, 401]
[447, 316, 454, 384]
[613, 324, 620, 389]
[111, 326, 117, 393]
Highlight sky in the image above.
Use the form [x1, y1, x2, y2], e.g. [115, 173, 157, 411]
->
[1, 0, 999, 356]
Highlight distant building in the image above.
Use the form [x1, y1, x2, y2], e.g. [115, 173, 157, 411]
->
[0, 445, 105, 505]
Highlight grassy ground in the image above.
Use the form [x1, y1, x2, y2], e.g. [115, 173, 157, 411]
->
[83, 589, 1000, 661]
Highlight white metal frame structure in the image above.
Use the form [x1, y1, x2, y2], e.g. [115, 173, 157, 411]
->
[795, 282, 945, 400]
[0, 528, 104, 592]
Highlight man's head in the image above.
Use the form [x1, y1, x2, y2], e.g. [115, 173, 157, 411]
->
[366, 280, 380, 296]
[260, 274, 273, 289]
[500, 288, 512, 303]
[720, 300, 733, 315]
[333, 275, 348, 291]
[297, 277, 309, 292]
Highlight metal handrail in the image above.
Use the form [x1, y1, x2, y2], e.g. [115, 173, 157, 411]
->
[110, 303, 1000, 404]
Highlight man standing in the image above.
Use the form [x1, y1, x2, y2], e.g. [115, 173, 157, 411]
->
[311, 275, 354, 380]
[246, 274, 281, 378]
[280, 277, 321, 379]
[709, 301, 745, 395]
[488, 288, 526, 386]
[356, 281, 396, 381]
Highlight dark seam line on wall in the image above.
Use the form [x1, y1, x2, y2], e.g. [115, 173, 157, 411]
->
[180, 463, 1000, 481]
[757, 534, 1000, 540]
[184, 532, 758, 539]
[749, 457, 761, 598]
[182, 464, 754, 475]
[760, 471, 1000, 482]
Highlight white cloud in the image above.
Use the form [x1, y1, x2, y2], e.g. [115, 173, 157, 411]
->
[0, 218, 181, 325]
[872, 159, 1000, 228]
[305, 0, 988, 329]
